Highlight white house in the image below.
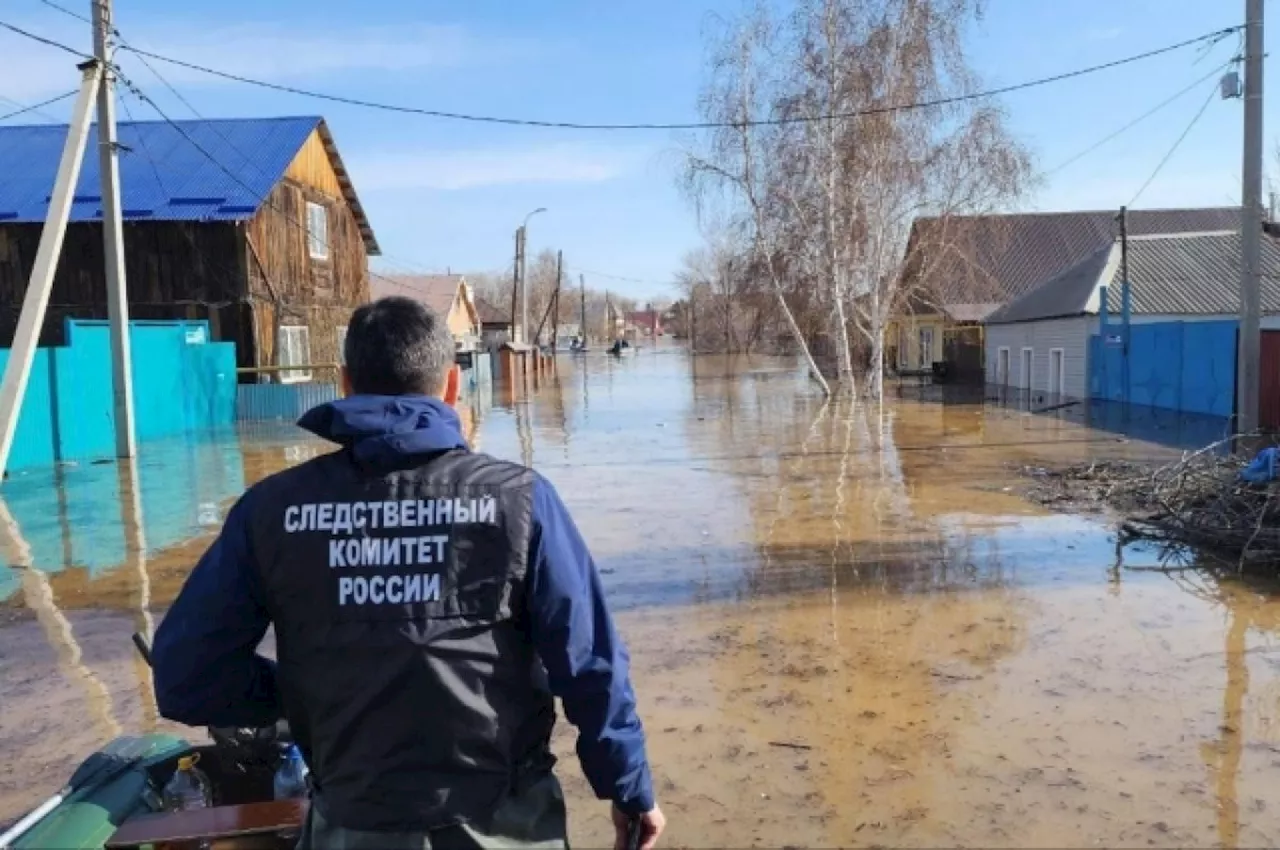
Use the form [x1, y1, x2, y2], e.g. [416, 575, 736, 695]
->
[983, 230, 1280, 403]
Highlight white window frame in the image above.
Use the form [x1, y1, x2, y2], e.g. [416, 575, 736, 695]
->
[278, 325, 312, 384]
[1020, 347, 1034, 391]
[919, 327, 935, 369]
[307, 201, 329, 261]
[997, 346, 1010, 387]
[1049, 347, 1065, 397]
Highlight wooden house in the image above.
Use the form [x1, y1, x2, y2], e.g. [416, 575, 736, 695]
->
[371, 274, 480, 349]
[890, 207, 1240, 382]
[473, 294, 513, 349]
[0, 116, 379, 381]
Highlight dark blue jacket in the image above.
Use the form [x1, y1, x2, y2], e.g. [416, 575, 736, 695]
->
[153, 395, 655, 815]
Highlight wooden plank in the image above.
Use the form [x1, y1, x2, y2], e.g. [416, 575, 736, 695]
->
[105, 800, 306, 849]
[282, 130, 343, 198]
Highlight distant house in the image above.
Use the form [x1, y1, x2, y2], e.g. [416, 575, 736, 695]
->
[625, 309, 663, 338]
[0, 116, 380, 381]
[983, 231, 1280, 417]
[473, 294, 512, 349]
[372, 274, 480, 349]
[891, 207, 1241, 380]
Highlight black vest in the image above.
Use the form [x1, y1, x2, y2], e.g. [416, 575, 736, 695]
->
[247, 448, 556, 832]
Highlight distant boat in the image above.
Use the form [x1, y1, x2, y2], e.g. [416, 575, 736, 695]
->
[608, 340, 633, 357]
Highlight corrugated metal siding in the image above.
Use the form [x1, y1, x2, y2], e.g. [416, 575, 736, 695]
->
[236, 382, 339, 421]
[1261, 331, 1280, 429]
[984, 317, 1089, 399]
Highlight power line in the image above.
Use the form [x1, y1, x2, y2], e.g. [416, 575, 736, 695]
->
[569, 266, 672, 288]
[0, 19, 90, 59]
[36, 0, 91, 25]
[1128, 78, 1221, 207]
[1044, 59, 1235, 178]
[0, 90, 77, 122]
[116, 74, 442, 296]
[109, 26, 1241, 131]
[0, 92, 67, 122]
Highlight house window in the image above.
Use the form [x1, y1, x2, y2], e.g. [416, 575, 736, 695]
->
[307, 201, 329, 260]
[1021, 347, 1034, 391]
[278, 325, 312, 383]
[919, 327, 935, 369]
[997, 347, 1010, 387]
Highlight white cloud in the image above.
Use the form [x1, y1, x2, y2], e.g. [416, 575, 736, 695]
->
[1085, 27, 1124, 42]
[349, 143, 653, 191]
[0, 16, 541, 101]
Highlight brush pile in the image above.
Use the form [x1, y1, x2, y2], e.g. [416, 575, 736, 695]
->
[1022, 434, 1280, 569]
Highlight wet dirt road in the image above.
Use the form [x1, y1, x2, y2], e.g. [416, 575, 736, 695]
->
[2, 347, 1279, 848]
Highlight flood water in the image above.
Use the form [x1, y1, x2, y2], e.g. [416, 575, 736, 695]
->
[2, 346, 1280, 848]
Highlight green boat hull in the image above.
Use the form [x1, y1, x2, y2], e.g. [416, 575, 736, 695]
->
[11, 734, 193, 850]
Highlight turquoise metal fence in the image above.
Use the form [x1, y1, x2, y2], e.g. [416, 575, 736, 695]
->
[0, 318, 237, 472]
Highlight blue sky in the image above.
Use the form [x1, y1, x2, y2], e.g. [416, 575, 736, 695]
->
[0, 0, 1268, 300]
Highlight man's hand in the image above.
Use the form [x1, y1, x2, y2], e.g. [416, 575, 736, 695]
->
[613, 804, 666, 850]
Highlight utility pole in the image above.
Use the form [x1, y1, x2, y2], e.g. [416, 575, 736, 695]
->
[1119, 206, 1131, 407]
[0, 63, 103, 478]
[93, 0, 135, 458]
[579, 274, 587, 346]
[551, 249, 562, 351]
[1239, 0, 1265, 433]
[510, 227, 523, 344]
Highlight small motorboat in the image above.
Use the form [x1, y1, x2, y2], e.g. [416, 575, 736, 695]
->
[0, 636, 305, 850]
[608, 340, 633, 358]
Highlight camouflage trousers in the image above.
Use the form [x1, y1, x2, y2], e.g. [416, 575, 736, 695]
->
[295, 774, 569, 850]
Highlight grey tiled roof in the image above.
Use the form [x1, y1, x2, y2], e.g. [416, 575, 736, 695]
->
[907, 207, 1242, 310]
[1101, 232, 1280, 315]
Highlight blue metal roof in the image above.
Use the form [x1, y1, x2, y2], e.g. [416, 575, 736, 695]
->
[0, 115, 321, 225]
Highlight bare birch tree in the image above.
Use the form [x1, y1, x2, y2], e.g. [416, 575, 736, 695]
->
[683, 0, 1029, 398]
[682, 6, 833, 396]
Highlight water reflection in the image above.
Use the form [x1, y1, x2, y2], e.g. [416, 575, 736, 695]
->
[3, 350, 1280, 846]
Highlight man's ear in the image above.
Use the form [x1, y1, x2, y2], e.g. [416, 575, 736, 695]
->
[442, 364, 461, 407]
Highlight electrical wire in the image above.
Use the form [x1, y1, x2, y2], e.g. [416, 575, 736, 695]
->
[36, 0, 90, 25]
[0, 12, 1242, 130]
[1128, 78, 1221, 207]
[106, 26, 1241, 131]
[1044, 59, 1235, 178]
[115, 74, 444, 295]
[0, 90, 77, 122]
[0, 19, 90, 59]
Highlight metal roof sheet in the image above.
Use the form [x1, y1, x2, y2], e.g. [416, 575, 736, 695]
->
[908, 207, 1242, 309]
[0, 116, 380, 254]
[985, 245, 1113, 324]
[1102, 232, 1280, 315]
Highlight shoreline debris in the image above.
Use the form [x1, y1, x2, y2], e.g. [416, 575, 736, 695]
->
[1019, 434, 1280, 572]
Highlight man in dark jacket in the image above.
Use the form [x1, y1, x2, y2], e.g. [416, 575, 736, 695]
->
[152, 296, 665, 850]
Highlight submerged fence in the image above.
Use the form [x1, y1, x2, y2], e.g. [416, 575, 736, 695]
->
[0, 319, 237, 472]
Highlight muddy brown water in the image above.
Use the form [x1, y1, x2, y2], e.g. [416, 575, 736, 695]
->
[2, 347, 1279, 848]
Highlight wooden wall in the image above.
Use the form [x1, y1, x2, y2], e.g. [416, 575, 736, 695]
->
[0, 220, 251, 352]
[244, 128, 370, 374]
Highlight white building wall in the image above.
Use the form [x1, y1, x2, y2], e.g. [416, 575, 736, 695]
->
[984, 317, 1092, 399]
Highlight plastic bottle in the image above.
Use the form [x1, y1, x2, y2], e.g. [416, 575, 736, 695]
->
[273, 745, 310, 800]
[161, 754, 212, 812]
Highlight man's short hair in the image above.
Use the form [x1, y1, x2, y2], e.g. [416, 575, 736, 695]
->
[344, 296, 455, 396]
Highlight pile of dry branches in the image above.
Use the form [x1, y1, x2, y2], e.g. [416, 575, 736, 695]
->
[1025, 435, 1280, 570]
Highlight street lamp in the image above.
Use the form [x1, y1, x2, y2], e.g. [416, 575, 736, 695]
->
[520, 207, 547, 344]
